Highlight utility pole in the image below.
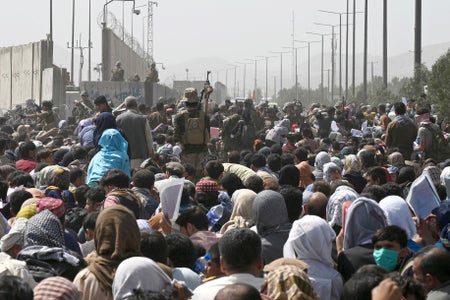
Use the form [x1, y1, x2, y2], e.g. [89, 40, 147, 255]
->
[88, 0, 92, 81]
[70, 0, 75, 85]
[382, 0, 387, 89]
[296, 40, 320, 103]
[414, 0, 422, 74]
[306, 32, 331, 103]
[67, 36, 90, 88]
[257, 56, 276, 101]
[270, 51, 290, 99]
[315, 23, 339, 103]
[352, 0, 356, 99]
[369, 61, 378, 97]
[363, 0, 368, 103]
[235, 62, 251, 98]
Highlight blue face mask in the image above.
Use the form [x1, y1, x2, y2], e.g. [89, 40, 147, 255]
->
[373, 248, 399, 271]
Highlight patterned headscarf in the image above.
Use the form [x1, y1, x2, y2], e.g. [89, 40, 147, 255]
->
[388, 152, 405, 168]
[195, 180, 218, 193]
[264, 265, 318, 300]
[24, 209, 64, 248]
[343, 154, 361, 174]
[37, 197, 65, 218]
[326, 185, 359, 228]
[34, 276, 81, 300]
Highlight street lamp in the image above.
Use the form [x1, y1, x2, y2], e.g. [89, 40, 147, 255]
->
[185, 68, 189, 81]
[306, 32, 332, 103]
[235, 62, 251, 98]
[283, 46, 307, 102]
[103, 0, 137, 27]
[318, 9, 361, 102]
[269, 51, 290, 99]
[314, 23, 339, 103]
[227, 64, 238, 98]
[245, 58, 264, 101]
[257, 56, 276, 101]
[295, 40, 320, 103]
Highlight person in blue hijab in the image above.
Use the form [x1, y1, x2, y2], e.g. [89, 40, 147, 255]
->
[87, 128, 130, 186]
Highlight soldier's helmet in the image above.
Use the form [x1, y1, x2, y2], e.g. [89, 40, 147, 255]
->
[183, 88, 199, 103]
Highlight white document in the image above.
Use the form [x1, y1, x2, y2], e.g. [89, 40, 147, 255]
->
[159, 178, 184, 221]
[406, 173, 441, 219]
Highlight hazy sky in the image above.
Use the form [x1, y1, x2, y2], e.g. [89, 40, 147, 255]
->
[1, 0, 450, 86]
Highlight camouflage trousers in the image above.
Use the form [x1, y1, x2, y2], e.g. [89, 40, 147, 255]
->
[181, 151, 208, 181]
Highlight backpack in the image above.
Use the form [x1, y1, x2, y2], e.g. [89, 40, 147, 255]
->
[182, 111, 207, 145]
[424, 124, 450, 162]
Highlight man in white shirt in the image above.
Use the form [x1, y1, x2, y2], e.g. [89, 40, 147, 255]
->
[192, 228, 264, 300]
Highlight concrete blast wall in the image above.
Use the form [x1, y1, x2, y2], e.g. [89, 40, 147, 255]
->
[102, 28, 148, 82]
[0, 39, 65, 110]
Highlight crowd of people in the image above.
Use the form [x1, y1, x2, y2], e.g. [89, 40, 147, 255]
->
[0, 87, 449, 300]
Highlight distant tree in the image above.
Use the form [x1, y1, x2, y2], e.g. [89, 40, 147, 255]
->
[399, 64, 429, 99]
[428, 49, 450, 121]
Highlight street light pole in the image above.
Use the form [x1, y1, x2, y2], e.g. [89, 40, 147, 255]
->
[270, 51, 289, 99]
[235, 62, 251, 98]
[245, 58, 263, 100]
[257, 56, 276, 101]
[294, 41, 318, 103]
[307, 32, 332, 103]
[363, 0, 368, 103]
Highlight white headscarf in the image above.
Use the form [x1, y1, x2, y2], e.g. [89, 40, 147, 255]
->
[284, 215, 336, 268]
[379, 196, 416, 239]
[112, 257, 172, 300]
[326, 185, 359, 228]
[343, 197, 387, 250]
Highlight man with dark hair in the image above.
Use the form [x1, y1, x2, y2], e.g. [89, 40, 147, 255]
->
[250, 153, 276, 180]
[148, 101, 167, 129]
[204, 160, 225, 183]
[69, 168, 87, 190]
[132, 169, 159, 218]
[372, 225, 411, 272]
[192, 228, 264, 300]
[165, 233, 197, 269]
[79, 211, 99, 256]
[0, 275, 33, 300]
[8, 190, 32, 218]
[294, 147, 308, 164]
[100, 169, 142, 218]
[385, 102, 418, 160]
[413, 246, 450, 298]
[342, 265, 388, 300]
[84, 186, 105, 213]
[175, 206, 221, 252]
[365, 166, 388, 187]
[140, 230, 169, 264]
[15, 141, 37, 173]
[117, 96, 154, 169]
[243, 175, 264, 194]
[93, 96, 116, 150]
[279, 186, 304, 223]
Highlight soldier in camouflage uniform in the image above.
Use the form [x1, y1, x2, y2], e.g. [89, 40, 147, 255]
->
[173, 88, 210, 180]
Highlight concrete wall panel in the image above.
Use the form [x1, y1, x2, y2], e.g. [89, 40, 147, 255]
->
[102, 29, 147, 82]
[0, 47, 12, 108]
